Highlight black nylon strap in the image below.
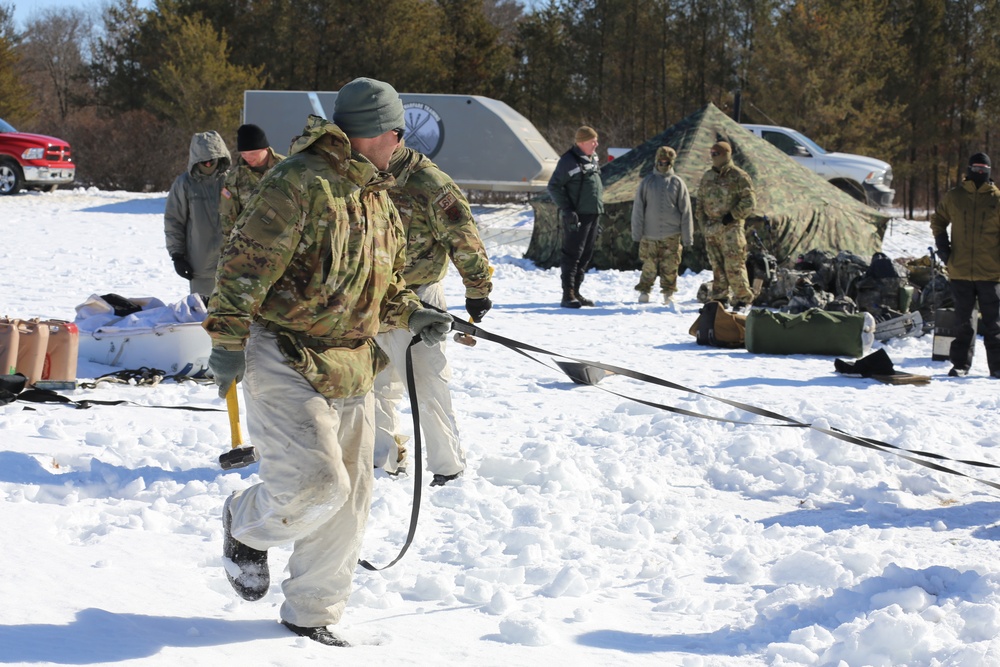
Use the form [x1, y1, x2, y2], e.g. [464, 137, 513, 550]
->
[359, 335, 424, 571]
[450, 317, 1000, 493]
[13, 387, 223, 412]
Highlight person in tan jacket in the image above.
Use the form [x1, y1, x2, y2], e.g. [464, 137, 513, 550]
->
[930, 152, 1000, 378]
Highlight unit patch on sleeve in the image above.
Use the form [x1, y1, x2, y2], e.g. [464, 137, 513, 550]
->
[436, 192, 462, 222]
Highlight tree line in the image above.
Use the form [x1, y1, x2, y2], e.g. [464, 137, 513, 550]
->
[1, 0, 998, 216]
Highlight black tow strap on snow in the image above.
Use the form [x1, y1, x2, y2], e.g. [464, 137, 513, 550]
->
[0, 370, 223, 412]
[13, 387, 224, 412]
[449, 317, 1000, 493]
[359, 336, 424, 571]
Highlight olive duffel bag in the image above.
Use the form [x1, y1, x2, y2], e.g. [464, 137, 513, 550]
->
[745, 308, 876, 358]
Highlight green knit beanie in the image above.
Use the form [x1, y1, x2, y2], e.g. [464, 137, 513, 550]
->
[333, 77, 405, 139]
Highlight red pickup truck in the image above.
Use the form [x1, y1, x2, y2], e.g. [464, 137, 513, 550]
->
[0, 118, 75, 195]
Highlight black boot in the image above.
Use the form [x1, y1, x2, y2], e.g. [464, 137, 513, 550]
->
[561, 290, 581, 308]
[223, 494, 270, 601]
[574, 271, 594, 306]
[281, 620, 350, 647]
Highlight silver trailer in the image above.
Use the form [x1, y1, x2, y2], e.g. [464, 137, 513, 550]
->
[243, 90, 558, 192]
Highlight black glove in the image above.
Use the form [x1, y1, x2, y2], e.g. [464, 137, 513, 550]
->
[934, 233, 951, 264]
[561, 209, 580, 232]
[465, 297, 492, 322]
[171, 253, 194, 279]
[208, 348, 246, 398]
[721, 212, 736, 225]
[408, 308, 452, 346]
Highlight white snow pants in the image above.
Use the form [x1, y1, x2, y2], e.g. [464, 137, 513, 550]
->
[373, 282, 465, 477]
[229, 323, 374, 628]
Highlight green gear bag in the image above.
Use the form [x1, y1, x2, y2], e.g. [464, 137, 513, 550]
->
[745, 308, 876, 358]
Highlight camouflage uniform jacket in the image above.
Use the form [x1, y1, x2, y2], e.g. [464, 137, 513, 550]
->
[387, 147, 492, 298]
[930, 179, 1000, 282]
[203, 116, 421, 398]
[219, 147, 284, 239]
[695, 160, 756, 233]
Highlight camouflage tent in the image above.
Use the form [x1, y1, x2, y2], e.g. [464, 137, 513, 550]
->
[526, 103, 890, 272]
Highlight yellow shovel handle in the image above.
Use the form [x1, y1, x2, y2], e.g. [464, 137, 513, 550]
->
[226, 382, 243, 448]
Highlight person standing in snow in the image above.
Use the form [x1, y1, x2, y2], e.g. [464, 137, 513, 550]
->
[203, 78, 453, 647]
[547, 125, 604, 308]
[930, 152, 1000, 378]
[164, 130, 231, 297]
[695, 140, 756, 311]
[631, 145, 693, 305]
[219, 123, 284, 239]
[373, 143, 493, 486]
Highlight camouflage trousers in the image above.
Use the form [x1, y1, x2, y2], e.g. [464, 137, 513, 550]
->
[634, 235, 683, 295]
[704, 223, 754, 304]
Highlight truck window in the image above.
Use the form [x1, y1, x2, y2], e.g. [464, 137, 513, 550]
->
[761, 130, 805, 157]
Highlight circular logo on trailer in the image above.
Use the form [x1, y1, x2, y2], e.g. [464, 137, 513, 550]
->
[403, 103, 444, 158]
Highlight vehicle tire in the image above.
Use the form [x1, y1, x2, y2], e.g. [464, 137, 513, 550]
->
[830, 179, 868, 205]
[0, 159, 24, 195]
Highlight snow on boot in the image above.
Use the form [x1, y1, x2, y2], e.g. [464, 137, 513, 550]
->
[638, 292, 650, 303]
[281, 621, 350, 647]
[663, 293, 674, 305]
[222, 494, 270, 601]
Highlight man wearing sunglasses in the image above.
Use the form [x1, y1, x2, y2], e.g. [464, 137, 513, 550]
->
[930, 152, 1000, 378]
[695, 141, 756, 311]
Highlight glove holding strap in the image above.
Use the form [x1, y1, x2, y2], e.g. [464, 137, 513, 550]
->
[408, 308, 452, 346]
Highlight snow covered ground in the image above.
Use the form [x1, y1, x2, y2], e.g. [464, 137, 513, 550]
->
[1, 188, 999, 666]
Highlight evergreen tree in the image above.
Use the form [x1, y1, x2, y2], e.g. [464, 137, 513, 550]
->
[146, 7, 263, 139]
[0, 2, 34, 124]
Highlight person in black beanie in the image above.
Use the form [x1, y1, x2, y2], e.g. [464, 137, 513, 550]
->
[219, 124, 284, 239]
[930, 152, 1000, 378]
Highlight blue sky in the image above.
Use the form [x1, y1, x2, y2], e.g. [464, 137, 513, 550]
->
[10, 0, 154, 30]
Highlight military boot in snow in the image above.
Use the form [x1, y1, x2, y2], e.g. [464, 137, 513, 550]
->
[281, 621, 350, 647]
[561, 290, 581, 308]
[574, 290, 595, 307]
[222, 493, 270, 601]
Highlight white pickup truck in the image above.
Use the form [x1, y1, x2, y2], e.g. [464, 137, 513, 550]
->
[742, 123, 895, 208]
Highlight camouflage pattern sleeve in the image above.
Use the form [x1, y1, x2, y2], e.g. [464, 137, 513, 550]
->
[218, 170, 241, 240]
[430, 183, 492, 298]
[677, 178, 694, 246]
[694, 171, 709, 226]
[731, 169, 756, 222]
[203, 176, 304, 349]
[379, 201, 422, 329]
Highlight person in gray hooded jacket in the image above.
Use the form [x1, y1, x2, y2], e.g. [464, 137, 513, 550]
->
[164, 130, 232, 296]
[631, 145, 693, 305]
